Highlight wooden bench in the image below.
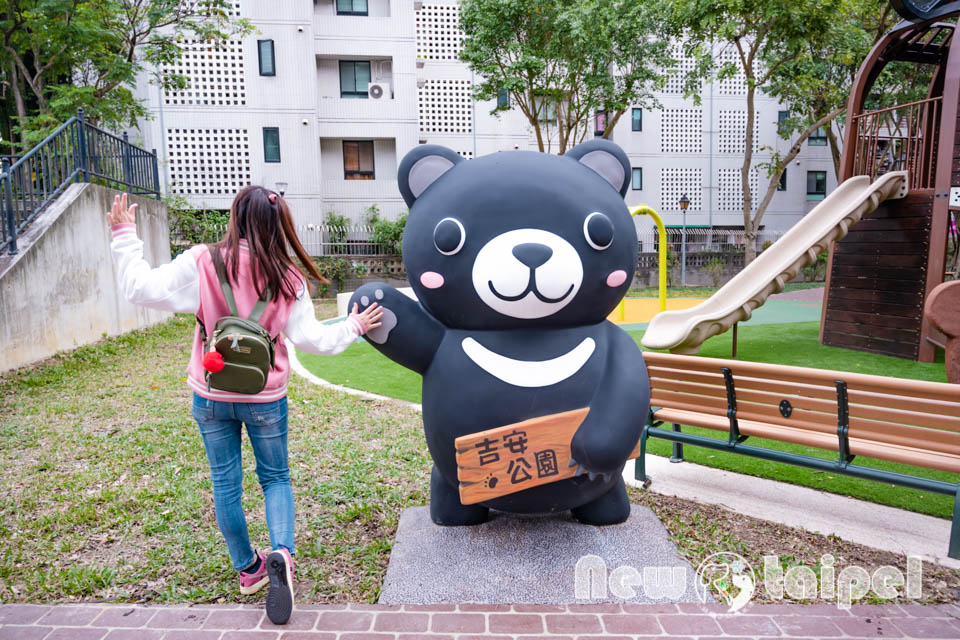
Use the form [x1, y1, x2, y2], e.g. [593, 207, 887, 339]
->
[638, 351, 960, 560]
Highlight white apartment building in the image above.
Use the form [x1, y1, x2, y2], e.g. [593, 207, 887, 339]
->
[133, 0, 837, 239]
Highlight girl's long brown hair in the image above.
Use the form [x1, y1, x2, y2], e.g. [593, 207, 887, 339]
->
[216, 185, 329, 301]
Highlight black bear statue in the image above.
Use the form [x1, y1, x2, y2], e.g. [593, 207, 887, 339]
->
[349, 140, 650, 526]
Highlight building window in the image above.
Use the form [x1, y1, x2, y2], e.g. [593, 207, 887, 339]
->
[497, 88, 510, 109]
[778, 169, 787, 191]
[263, 128, 280, 163]
[534, 95, 556, 124]
[337, 0, 368, 15]
[806, 170, 826, 200]
[258, 40, 275, 76]
[632, 167, 642, 190]
[632, 108, 642, 132]
[777, 110, 788, 134]
[344, 140, 375, 180]
[809, 126, 828, 146]
[339, 61, 371, 98]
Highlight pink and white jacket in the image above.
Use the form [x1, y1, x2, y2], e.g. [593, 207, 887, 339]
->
[110, 223, 365, 403]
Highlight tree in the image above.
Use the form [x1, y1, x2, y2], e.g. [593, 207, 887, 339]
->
[672, 0, 839, 264]
[743, 0, 903, 243]
[0, 0, 250, 149]
[459, 0, 672, 154]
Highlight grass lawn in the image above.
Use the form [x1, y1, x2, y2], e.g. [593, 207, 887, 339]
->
[1, 314, 956, 604]
[0, 315, 431, 604]
[299, 319, 956, 519]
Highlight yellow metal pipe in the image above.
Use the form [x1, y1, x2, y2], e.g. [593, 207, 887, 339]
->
[629, 205, 667, 313]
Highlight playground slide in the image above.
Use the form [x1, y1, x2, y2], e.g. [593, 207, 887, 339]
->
[641, 170, 908, 354]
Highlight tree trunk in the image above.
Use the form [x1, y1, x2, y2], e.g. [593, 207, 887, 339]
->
[744, 221, 758, 265]
[602, 108, 626, 140]
[754, 108, 845, 228]
[742, 83, 757, 264]
[826, 124, 842, 181]
[7, 60, 25, 120]
[526, 88, 545, 152]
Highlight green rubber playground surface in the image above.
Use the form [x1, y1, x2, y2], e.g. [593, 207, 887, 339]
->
[616, 297, 825, 332]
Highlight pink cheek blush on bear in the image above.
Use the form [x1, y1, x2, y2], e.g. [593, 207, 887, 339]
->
[420, 271, 445, 289]
[606, 270, 627, 287]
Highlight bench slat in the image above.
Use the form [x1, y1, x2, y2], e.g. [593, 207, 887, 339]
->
[649, 364, 840, 402]
[652, 393, 960, 456]
[653, 407, 839, 449]
[850, 439, 960, 474]
[650, 378, 960, 442]
[652, 389, 839, 433]
[644, 352, 960, 405]
[648, 362, 960, 424]
[652, 408, 960, 473]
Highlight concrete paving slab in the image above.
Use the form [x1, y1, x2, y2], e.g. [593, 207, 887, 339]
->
[378, 505, 707, 605]
[627, 455, 960, 570]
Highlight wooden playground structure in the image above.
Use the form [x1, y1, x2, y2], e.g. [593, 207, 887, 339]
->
[822, 11, 960, 361]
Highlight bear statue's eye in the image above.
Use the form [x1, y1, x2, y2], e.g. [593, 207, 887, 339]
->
[434, 217, 466, 255]
[583, 212, 614, 250]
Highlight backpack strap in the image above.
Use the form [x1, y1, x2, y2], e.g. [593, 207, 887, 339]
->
[208, 245, 239, 317]
[248, 293, 270, 324]
[208, 244, 272, 323]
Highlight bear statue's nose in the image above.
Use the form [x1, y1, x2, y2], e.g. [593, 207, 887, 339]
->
[512, 242, 553, 269]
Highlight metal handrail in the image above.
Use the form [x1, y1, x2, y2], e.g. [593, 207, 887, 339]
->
[1, 109, 160, 255]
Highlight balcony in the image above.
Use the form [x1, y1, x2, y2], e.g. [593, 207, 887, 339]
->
[314, 0, 399, 43]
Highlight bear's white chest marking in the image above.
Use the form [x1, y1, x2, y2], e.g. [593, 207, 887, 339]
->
[460, 337, 595, 388]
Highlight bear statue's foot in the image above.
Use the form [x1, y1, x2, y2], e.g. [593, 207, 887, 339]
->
[430, 465, 489, 526]
[571, 476, 630, 526]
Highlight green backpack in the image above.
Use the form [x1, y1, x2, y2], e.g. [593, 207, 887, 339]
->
[199, 245, 276, 394]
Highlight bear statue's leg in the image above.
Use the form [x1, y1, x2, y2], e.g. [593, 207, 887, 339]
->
[429, 465, 489, 526]
[571, 476, 630, 526]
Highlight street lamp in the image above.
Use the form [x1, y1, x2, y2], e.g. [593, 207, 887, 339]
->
[679, 194, 690, 287]
[275, 181, 288, 197]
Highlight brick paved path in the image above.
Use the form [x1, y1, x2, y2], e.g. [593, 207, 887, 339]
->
[1, 602, 958, 639]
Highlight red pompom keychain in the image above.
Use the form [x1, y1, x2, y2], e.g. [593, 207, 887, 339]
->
[203, 350, 225, 373]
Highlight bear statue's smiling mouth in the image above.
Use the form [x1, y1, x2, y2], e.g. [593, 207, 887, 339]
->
[488, 271, 575, 304]
[461, 337, 595, 388]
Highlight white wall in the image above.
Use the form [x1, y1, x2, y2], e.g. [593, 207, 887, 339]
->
[137, 6, 321, 214]
[0, 184, 171, 372]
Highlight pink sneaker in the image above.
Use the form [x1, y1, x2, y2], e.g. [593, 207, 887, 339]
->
[238, 552, 268, 595]
[265, 548, 295, 625]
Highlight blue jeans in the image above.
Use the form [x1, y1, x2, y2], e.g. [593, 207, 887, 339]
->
[191, 393, 294, 571]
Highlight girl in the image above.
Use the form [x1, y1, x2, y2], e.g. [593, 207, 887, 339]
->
[108, 187, 382, 624]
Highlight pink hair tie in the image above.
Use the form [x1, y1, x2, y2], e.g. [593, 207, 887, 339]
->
[268, 193, 278, 204]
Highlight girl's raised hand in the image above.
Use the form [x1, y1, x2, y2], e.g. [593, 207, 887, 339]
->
[107, 193, 137, 227]
[353, 302, 384, 333]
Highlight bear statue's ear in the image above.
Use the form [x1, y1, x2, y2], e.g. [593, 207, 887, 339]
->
[565, 139, 632, 197]
[398, 145, 464, 207]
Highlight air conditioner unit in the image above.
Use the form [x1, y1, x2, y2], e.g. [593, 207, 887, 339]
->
[368, 82, 390, 100]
